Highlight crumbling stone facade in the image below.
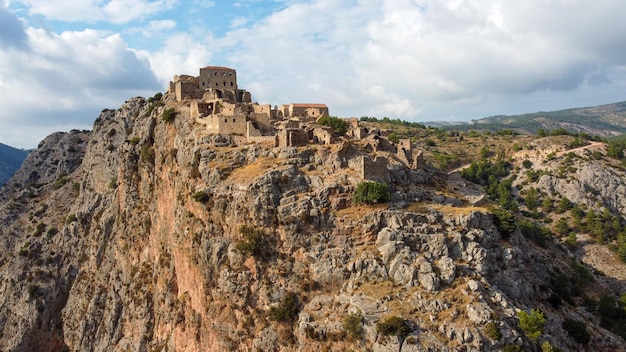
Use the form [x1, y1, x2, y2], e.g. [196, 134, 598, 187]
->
[170, 65, 424, 179]
[278, 129, 309, 148]
[360, 155, 389, 183]
[199, 66, 237, 91]
[278, 104, 329, 119]
[312, 127, 333, 145]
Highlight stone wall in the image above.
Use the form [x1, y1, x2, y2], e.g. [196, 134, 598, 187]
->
[199, 66, 237, 92]
[397, 139, 413, 166]
[360, 155, 389, 183]
[201, 114, 248, 135]
[288, 104, 329, 119]
[175, 81, 203, 101]
[312, 127, 333, 145]
[190, 100, 214, 119]
[251, 104, 273, 124]
[278, 128, 309, 148]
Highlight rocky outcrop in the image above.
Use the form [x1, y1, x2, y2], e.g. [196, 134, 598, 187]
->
[0, 95, 624, 351]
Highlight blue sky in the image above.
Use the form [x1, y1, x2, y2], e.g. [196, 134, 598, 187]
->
[2, 0, 626, 148]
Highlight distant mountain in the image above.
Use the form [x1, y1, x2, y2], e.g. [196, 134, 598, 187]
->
[444, 101, 626, 136]
[0, 143, 29, 185]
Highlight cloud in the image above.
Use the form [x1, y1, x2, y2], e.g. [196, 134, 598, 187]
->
[132, 19, 177, 37]
[135, 32, 213, 86]
[213, 0, 626, 120]
[4, 0, 626, 148]
[0, 25, 160, 148]
[0, 4, 29, 50]
[17, 0, 179, 24]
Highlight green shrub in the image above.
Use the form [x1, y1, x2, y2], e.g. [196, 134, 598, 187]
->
[236, 225, 272, 259]
[376, 316, 411, 337]
[597, 295, 626, 340]
[192, 191, 209, 203]
[503, 344, 521, 352]
[147, 92, 162, 103]
[353, 181, 391, 204]
[140, 143, 155, 163]
[491, 207, 516, 238]
[33, 222, 47, 236]
[317, 116, 348, 135]
[53, 175, 69, 189]
[517, 308, 545, 341]
[541, 341, 562, 352]
[109, 177, 117, 189]
[562, 319, 590, 344]
[342, 312, 363, 340]
[484, 321, 502, 340]
[268, 292, 300, 323]
[65, 214, 78, 224]
[519, 220, 551, 247]
[162, 107, 177, 122]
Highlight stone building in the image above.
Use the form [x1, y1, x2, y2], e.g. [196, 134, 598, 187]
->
[199, 66, 237, 91]
[360, 155, 389, 183]
[170, 66, 250, 104]
[278, 128, 309, 148]
[278, 104, 329, 119]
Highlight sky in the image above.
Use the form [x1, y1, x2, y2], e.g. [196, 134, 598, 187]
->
[1, 0, 626, 149]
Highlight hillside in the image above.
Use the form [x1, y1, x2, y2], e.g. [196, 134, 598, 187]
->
[1, 92, 626, 352]
[0, 143, 29, 186]
[439, 101, 626, 137]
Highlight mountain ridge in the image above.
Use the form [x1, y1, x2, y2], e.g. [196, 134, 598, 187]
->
[428, 100, 626, 137]
[0, 142, 29, 186]
[1, 93, 626, 351]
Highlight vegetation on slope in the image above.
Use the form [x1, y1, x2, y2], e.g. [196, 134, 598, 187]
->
[0, 143, 29, 185]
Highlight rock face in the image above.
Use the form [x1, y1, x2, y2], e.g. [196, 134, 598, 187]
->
[0, 94, 624, 351]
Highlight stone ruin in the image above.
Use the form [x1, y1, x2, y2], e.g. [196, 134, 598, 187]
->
[168, 66, 424, 181]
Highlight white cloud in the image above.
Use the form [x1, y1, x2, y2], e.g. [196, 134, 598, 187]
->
[212, 0, 626, 120]
[132, 19, 177, 37]
[135, 33, 213, 86]
[4, 0, 626, 148]
[17, 0, 179, 24]
[0, 26, 160, 148]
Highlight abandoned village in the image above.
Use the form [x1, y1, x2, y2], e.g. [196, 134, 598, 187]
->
[168, 66, 424, 183]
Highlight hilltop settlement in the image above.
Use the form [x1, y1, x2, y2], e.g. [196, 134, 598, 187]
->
[168, 66, 423, 183]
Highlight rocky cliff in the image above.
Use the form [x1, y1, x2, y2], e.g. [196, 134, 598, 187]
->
[1, 93, 625, 351]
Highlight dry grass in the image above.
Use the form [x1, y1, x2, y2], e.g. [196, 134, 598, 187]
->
[336, 204, 387, 221]
[406, 202, 489, 216]
[226, 157, 281, 183]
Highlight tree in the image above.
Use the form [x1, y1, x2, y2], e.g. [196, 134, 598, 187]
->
[554, 218, 570, 235]
[524, 187, 539, 211]
[556, 197, 572, 214]
[236, 225, 272, 259]
[162, 107, 177, 122]
[317, 116, 349, 135]
[376, 316, 411, 337]
[562, 319, 590, 344]
[268, 292, 300, 323]
[353, 181, 391, 204]
[480, 146, 492, 158]
[491, 207, 516, 238]
[342, 312, 364, 340]
[517, 309, 545, 341]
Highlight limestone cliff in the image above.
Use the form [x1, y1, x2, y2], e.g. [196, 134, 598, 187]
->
[0, 94, 625, 352]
